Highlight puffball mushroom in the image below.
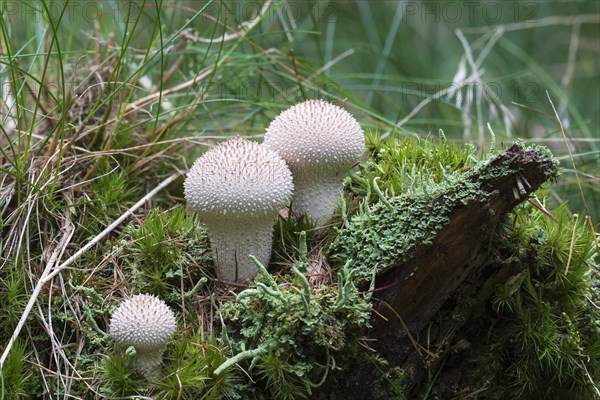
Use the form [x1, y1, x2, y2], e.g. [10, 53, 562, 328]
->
[184, 137, 293, 282]
[263, 99, 365, 226]
[109, 294, 176, 380]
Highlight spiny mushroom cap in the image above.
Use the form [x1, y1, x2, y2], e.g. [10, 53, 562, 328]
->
[184, 137, 293, 219]
[109, 294, 176, 352]
[263, 99, 365, 171]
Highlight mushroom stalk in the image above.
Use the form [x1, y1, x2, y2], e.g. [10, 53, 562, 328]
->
[204, 217, 278, 281]
[135, 350, 166, 381]
[290, 170, 345, 225]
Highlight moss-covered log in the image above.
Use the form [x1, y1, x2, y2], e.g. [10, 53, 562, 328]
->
[372, 142, 559, 332]
[329, 142, 564, 397]
[371, 143, 561, 396]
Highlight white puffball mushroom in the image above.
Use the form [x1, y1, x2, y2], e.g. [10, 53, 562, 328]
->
[109, 294, 176, 380]
[184, 137, 294, 282]
[263, 99, 365, 226]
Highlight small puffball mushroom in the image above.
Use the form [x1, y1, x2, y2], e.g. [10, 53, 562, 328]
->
[184, 137, 293, 282]
[109, 294, 176, 380]
[263, 99, 365, 226]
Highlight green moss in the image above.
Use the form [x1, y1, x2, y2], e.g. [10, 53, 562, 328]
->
[61, 282, 111, 347]
[156, 336, 245, 400]
[351, 131, 479, 200]
[0, 266, 29, 335]
[78, 166, 143, 239]
[0, 339, 34, 400]
[480, 203, 599, 399]
[99, 350, 146, 398]
[120, 207, 211, 299]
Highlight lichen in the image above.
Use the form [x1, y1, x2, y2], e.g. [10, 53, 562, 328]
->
[328, 187, 483, 281]
[218, 255, 371, 398]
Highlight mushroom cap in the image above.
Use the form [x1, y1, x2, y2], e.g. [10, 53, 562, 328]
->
[109, 294, 176, 352]
[263, 100, 365, 171]
[184, 137, 293, 219]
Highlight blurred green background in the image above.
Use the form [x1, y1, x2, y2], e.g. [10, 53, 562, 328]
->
[2, 0, 599, 218]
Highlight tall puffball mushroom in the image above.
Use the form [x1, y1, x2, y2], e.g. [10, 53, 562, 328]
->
[263, 99, 365, 226]
[184, 137, 294, 281]
[109, 294, 176, 380]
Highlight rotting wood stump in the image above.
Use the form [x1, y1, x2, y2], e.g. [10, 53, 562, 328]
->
[328, 142, 561, 397]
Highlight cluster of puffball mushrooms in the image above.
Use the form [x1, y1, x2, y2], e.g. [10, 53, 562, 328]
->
[108, 100, 364, 379]
[184, 99, 365, 282]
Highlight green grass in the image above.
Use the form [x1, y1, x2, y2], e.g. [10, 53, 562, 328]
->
[1, 1, 598, 399]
